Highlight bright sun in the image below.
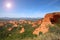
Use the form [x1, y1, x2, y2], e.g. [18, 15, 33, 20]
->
[6, 2, 12, 8]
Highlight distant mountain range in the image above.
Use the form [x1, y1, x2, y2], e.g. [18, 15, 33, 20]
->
[0, 17, 42, 21]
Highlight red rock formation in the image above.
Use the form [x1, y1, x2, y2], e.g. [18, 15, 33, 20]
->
[20, 27, 25, 33]
[8, 27, 13, 31]
[33, 12, 60, 35]
[32, 19, 43, 27]
[0, 21, 5, 27]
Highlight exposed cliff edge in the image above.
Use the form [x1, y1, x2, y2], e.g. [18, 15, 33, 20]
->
[33, 12, 60, 35]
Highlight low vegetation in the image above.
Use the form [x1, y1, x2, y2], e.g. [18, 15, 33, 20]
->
[0, 22, 60, 40]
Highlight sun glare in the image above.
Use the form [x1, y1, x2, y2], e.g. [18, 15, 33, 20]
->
[6, 2, 12, 9]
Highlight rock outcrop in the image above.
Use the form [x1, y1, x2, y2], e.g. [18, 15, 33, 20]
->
[20, 27, 25, 33]
[33, 12, 60, 35]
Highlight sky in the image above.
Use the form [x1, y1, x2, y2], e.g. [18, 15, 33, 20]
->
[0, 0, 60, 18]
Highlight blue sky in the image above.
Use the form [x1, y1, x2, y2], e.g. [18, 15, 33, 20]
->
[0, 0, 60, 18]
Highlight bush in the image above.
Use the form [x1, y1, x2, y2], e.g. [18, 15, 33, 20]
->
[49, 24, 60, 34]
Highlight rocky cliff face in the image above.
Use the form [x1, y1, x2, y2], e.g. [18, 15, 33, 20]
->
[33, 12, 60, 35]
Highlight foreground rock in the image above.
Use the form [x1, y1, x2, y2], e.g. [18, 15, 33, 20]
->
[33, 12, 60, 35]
